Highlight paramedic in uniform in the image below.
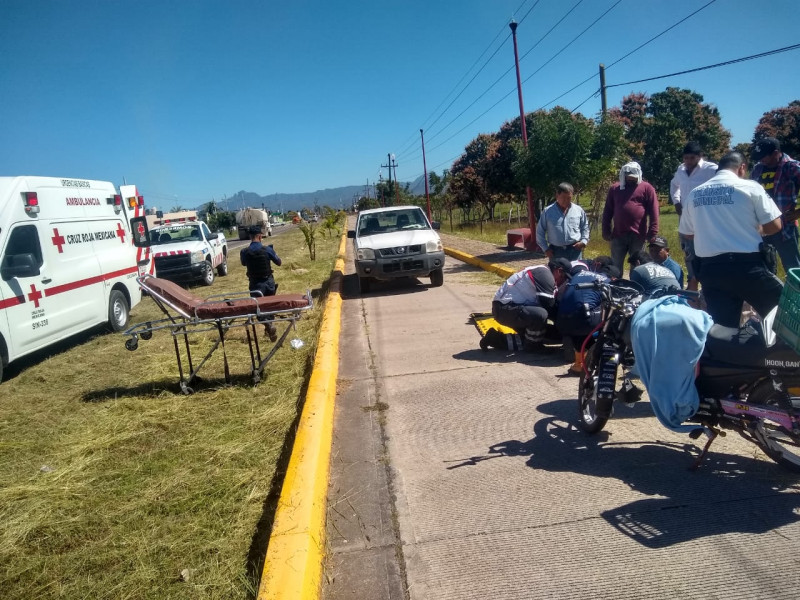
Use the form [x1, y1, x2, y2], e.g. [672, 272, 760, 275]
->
[491, 261, 568, 349]
[679, 151, 783, 328]
[240, 224, 282, 341]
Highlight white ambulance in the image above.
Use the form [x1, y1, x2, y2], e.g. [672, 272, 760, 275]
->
[0, 176, 152, 381]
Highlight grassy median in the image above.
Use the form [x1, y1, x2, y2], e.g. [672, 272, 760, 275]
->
[0, 227, 341, 599]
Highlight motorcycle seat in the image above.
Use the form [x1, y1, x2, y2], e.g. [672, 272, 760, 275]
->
[702, 323, 799, 368]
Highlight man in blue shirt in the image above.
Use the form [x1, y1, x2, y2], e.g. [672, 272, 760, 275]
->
[240, 225, 282, 341]
[536, 182, 590, 261]
[647, 236, 684, 288]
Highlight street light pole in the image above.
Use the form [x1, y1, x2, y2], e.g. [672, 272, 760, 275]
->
[509, 19, 537, 249]
[420, 129, 432, 222]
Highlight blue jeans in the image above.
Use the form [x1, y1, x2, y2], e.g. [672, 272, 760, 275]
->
[549, 244, 582, 261]
[763, 226, 800, 273]
[679, 233, 697, 281]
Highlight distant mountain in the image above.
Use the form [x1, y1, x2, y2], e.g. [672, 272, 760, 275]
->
[198, 178, 429, 214]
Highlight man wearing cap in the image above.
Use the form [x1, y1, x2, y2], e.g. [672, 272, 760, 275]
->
[240, 224, 282, 341]
[485, 260, 568, 351]
[556, 262, 619, 376]
[536, 182, 590, 261]
[751, 136, 800, 272]
[680, 151, 783, 328]
[602, 162, 660, 273]
[648, 235, 684, 288]
[628, 251, 681, 298]
[670, 141, 718, 290]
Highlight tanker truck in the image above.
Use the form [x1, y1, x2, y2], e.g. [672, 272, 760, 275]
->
[235, 207, 272, 240]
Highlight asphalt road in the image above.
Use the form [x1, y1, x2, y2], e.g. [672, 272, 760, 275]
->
[324, 238, 800, 600]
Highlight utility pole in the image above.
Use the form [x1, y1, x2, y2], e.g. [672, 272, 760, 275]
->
[378, 173, 385, 207]
[363, 179, 371, 201]
[382, 154, 395, 207]
[599, 63, 607, 118]
[392, 155, 400, 206]
[509, 19, 537, 250]
[420, 129, 432, 222]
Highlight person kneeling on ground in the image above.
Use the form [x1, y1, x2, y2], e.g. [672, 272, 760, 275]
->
[556, 263, 620, 376]
[647, 235, 684, 288]
[628, 250, 681, 299]
[481, 259, 570, 351]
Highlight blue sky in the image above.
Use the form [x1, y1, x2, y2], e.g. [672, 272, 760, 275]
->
[1, 0, 797, 210]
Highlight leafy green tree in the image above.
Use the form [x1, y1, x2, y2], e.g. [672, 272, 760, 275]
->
[615, 87, 731, 192]
[511, 107, 626, 218]
[449, 133, 504, 228]
[754, 100, 800, 158]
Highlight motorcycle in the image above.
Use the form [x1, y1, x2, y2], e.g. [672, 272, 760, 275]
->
[576, 279, 800, 473]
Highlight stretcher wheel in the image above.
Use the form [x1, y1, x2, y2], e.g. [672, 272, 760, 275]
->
[125, 337, 139, 351]
[141, 327, 153, 341]
[179, 382, 193, 395]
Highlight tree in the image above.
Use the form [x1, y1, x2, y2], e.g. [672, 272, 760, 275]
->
[511, 107, 626, 218]
[615, 87, 731, 192]
[449, 133, 503, 228]
[754, 100, 800, 158]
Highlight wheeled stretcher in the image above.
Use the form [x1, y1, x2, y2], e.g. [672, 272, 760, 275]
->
[124, 274, 313, 393]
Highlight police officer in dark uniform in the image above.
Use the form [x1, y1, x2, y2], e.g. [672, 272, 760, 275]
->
[240, 224, 282, 341]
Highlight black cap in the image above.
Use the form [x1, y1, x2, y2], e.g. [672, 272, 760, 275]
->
[648, 235, 668, 248]
[548, 257, 573, 274]
[248, 225, 263, 235]
[752, 137, 780, 161]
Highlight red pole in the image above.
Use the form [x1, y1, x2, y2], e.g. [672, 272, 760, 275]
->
[420, 129, 432, 222]
[509, 20, 537, 249]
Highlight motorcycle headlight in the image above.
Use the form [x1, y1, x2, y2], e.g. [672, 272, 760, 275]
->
[426, 238, 443, 253]
[357, 248, 375, 260]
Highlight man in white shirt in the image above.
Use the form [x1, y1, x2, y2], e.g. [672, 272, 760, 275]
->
[679, 151, 783, 328]
[670, 141, 718, 291]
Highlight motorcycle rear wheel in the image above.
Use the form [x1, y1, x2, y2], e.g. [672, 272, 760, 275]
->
[748, 381, 800, 473]
[578, 342, 612, 434]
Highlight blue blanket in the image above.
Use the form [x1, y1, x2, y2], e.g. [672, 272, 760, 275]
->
[630, 295, 714, 432]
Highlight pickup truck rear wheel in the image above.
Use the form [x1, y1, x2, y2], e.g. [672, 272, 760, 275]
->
[217, 256, 228, 276]
[430, 268, 444, 287]
[202, 260, 215, 286]
[108, 290, 130, 332]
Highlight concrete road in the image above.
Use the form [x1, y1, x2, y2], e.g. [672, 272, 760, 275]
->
[325, 241, 800, 600]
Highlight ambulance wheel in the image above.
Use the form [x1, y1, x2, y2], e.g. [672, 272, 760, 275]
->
[108, 290, 130, 332]
[217, 257, 228, 277]
[202, 260, 215, 286]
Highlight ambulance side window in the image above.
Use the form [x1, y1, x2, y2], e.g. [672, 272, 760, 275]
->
[5, 225, 43, 267]
[201, 223, 212, 240]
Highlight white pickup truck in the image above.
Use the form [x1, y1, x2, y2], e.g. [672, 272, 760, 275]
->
[150, 220, 228, 286]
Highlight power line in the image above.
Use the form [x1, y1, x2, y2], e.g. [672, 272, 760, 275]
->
[539, 0, 717, 111]
[394, 0, 534, 159]
[606, 43, 800, 88]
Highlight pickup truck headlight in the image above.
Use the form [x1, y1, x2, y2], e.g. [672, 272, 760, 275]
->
[357, 248, 375, 260]
[191, 250, 206, 263]
[426, 238, 443, 253]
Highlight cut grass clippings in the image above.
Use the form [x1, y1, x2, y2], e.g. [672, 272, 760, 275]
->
[0, 227, 342, 600]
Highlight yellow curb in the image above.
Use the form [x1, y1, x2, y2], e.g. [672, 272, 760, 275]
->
[257, 231, 348, 600]
[444, 247, 516, 279]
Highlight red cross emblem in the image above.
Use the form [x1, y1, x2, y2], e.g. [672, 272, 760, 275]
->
[28, 284, 42, 308]
[116, 222, 126, 243]
[137, 222, 145, 237]
[51, 228, 66, 253]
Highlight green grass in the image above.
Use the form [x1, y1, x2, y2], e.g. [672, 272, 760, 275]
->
[440, 202, 693, 276]
[0, 227, 341, 599]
